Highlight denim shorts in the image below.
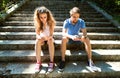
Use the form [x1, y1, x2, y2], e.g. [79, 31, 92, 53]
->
[67, 39, 82, 45]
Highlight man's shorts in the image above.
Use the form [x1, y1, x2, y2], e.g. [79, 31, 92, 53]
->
[67, 39, 83, 45]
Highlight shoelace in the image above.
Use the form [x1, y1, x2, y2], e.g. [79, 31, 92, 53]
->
[48, 63, 54, 68]
[35, 63, 41, 69]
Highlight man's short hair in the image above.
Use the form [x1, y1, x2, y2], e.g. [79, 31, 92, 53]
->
[69, 7, 80, 16]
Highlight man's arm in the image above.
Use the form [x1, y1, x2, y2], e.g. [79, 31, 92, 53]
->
[81, 28, 88, 38]
[62, 28, 76, 39]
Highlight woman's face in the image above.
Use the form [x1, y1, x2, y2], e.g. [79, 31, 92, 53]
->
[39, 13, 47, 24]
[71, 13, 80, 24]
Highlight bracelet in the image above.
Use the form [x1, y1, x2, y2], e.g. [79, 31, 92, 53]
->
[36, 34, 42, 39]
[84, 36, 88, 39]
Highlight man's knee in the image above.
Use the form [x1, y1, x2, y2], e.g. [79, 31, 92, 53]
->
[62, 37, 68, 43]
[81, 37, 90, 42]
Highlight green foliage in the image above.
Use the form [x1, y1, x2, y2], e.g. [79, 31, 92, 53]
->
[0, 0, 9, 11]
[0, 0, 19, 11]
[89, 0, 120, 23]
[89, 0, 120, 14]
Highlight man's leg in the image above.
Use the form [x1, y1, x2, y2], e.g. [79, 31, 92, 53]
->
[61, 37, 68, 61]
[80, 37, 93, 66]
[81, 37, 99, 71]
[81, 37, 92, 60]
[58, 37, 68, 71]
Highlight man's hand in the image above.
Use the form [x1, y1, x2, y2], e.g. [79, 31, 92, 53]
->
[71, 35, 81, 41]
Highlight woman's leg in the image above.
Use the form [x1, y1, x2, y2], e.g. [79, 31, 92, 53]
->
[48, 37, 54, 62]
[35, 39, 44, 63]
[47, 37, 55, 73]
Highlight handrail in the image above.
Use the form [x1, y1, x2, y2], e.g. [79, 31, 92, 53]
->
[0, 0, 30, 24]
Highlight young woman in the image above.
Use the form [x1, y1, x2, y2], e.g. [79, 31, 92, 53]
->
[34, 6, 56, 73]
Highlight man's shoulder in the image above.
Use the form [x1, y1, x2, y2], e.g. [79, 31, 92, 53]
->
[78, 18, 85, 22]
[63, 18, 70, 26]
[64, 18, 70, 23]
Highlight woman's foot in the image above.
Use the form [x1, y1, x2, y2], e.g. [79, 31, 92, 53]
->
[47, 62, 54, 73]
[35, 63, 42, 73]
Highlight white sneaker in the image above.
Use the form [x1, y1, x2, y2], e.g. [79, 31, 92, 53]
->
[90, 65, 99, 72]
[88, 60, 101, 72]
[47, 62, 54, 73]
[35, 63, 42, 73]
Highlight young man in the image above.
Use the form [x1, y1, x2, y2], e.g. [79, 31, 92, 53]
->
[58, 7, 98, 72]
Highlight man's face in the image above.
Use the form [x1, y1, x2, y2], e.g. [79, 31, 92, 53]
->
[71, 13, 80, 24]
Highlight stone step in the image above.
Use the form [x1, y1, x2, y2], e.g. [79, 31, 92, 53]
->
[4, 21, 113, 27]
[0, 26, 116, 32]
[7, 17, 109, 22]
[0, 49, 120, 62]
[9, 14, 104, 18]
[21, 6, 95, 11]
[0, 32, 119, 40]
[25, 1, 89, 6]
[18, 8, 97, 12]
[0, 61, 120, 78]
[10, 13, 105, 17]
[0, 40, 119, 50]
[20, 4, 95, 9]
[28, 0, 88, 3]
[26, 5, 91, 9]
[15, 11, 100, 14]
[10, 13, 104, 17]
[14, 12, 101, 15]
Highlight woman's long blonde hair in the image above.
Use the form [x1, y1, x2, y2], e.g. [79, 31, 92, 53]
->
[34, 6, 56, 35]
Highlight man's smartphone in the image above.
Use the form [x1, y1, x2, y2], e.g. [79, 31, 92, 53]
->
[75, 35, 82, 38]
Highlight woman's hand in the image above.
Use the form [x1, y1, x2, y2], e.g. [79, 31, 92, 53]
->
[42, 36, 53, 41]
[48, 36, 53, 40]
[36, 35, 41, 39]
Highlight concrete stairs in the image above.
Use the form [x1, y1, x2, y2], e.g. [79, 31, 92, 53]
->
[0, 0, 120, 78]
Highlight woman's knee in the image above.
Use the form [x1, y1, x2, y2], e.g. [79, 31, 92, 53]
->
[48, 37, 54, 43]
[35, 39, 43, 44]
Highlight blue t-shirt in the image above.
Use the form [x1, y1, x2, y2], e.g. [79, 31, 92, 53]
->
[63, 18, 86, 35]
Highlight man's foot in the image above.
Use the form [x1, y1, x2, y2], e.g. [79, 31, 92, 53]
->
[35, 63, 42, 73]
[58, 61, 65, 72]
[47, 62, 54, 73]
[89, 61, 99, 72]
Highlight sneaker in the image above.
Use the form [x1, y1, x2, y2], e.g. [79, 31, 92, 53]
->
[47, 62, 54, 73]
[35, 63, 42, 73]
[90, 65, 99, 72]
[58, 61, 65, 72]
[89, 62, 99, 72]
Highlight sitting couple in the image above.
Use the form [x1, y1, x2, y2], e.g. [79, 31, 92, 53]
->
[34, 6, 99, 73]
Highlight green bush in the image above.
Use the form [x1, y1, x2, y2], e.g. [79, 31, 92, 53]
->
[88, 0, 120, 23]
[0, 0, 19, 11]
[89, 0, 120, 14]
